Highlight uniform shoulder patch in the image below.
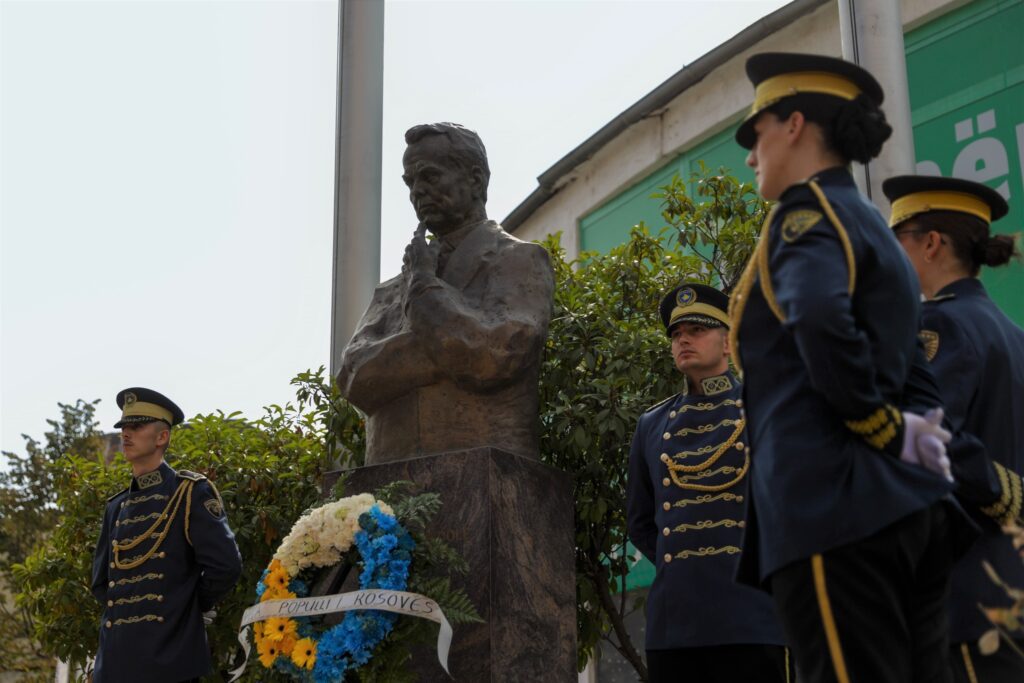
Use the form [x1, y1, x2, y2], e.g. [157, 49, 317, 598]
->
[781, 210, 823, 243]
[919, 330, 940, 361]
[204, 498, 224, 518]
[177, 469, 207, 482]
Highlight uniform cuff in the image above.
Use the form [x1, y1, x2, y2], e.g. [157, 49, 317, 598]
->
[844, 404, 904, 458]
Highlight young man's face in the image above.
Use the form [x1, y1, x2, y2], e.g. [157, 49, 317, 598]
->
[670, 322, 729, 376]
[121, 421, 169, 464]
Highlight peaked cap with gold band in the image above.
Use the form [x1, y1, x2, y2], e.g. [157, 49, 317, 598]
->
[735, 52, 885, 150]
[882, 174, 1009, 228]
[659, 283, 730, 336]
[114, 387, 185, 428]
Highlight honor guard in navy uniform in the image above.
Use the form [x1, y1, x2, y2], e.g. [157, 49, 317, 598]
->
[91, 388, 242, 683]
[730, 53, 975, 683]
[627, 283, 790, 683]
[885, 175, 1024, 682]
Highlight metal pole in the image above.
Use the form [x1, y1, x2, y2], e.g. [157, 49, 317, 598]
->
[330, 0, 385, 377]
[837, 0, 915, 212]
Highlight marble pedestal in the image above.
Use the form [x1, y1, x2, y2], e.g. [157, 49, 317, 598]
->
[322, 448, 576, 682]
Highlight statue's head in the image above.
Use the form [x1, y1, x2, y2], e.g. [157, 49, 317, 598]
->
[402, 123, 490, 235]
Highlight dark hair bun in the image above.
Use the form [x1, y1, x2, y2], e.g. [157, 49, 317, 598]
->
[982, 234, 1018, 267]
[832, 94, 892, 163]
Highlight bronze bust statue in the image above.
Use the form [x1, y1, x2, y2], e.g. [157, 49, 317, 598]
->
[337, 123, 554, 464]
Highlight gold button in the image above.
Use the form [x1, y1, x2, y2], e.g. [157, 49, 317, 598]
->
[108, 581, 114, 588]
[669, 411, 677, 418]
[105, 620, 112, 628]
[111, 540, 116, 546]
[158, 595, 164, 602]
[662, 477, 670, 487]
[660, 453, 670, 463]
[159, 573, 165, 579]
[109, 562, 114, 569]
[664, 554, 673, 563]
[736, 399, 744, 408]
[107, 600, 113, 607]
[115, 520, 120, 526]
[663, 432, 671, 440]
[735, 442, 744, 450]
[158, 616, 164, 622]
[663, 502, 671, 511]
[662, 527, 670, 536]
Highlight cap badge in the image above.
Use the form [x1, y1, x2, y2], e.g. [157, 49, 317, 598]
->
[124, 392, 137, 405]
[677, 287, 697, 306]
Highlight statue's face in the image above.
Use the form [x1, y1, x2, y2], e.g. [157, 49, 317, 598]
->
[402, 135, 481, 234]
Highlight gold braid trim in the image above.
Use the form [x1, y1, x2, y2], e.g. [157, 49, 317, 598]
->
[757, 222, 786, 324]
[113, 593, 162, 606]
[845, 407, 890, 434]
[672, 444, 716, 460]
[675, 545, 741, 559]
[668, 454, 750, 492]
[114, 573, 163, 587]
[125, 493, 168, 506]
[671, 519, 745, 533]
[667, 420, 745, 473]
[677, 399, 738, 413]
[185, 479, 194, 546]
[806, 181, 857, 296]
[119, 512, 162, 527]
[728, 206, 778, 375]
[674, 464, 741, 482]
[112, 614, 163, 626]
[112, 480, 193, 570]
[981, 463, 1024, 525]
[674, 418, 742, 437]
[673, 492, 744, 508]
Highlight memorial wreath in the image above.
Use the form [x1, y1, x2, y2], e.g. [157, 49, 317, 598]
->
[234, 486, 481, 682]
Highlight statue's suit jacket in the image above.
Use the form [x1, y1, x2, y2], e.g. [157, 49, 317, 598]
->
[338, 220, 554, 463]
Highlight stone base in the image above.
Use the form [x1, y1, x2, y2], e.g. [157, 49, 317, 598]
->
[322, 448, 576, 682]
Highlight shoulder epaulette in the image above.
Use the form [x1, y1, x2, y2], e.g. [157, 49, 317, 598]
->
[645, 394, 678, 413]
[177, 470, 207, 482]
[107, 487, 129, 503]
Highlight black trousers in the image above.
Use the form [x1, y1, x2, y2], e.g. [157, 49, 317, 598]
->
[646, 644, 793, 683]
[950, 639, 1024, 683]
[770, 503, 955, 683]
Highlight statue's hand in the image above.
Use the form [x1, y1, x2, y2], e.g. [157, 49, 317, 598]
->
[404, 223, 440, 277]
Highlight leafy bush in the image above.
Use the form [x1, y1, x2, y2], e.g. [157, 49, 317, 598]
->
[538, 167, 766, 678]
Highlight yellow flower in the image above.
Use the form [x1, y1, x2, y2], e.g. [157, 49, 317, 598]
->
[277, 634, 297, 656]
[291, 638, 317, 669]
[260, 585, 296, 602]
[256, 635, 279, 668]
[266, 564, 291, 592]
[263, 616, 298, 642]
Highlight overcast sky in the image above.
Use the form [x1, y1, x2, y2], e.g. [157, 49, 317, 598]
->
[1, 0, 788, 455]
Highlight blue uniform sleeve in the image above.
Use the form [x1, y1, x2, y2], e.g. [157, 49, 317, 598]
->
[91, 502, 113, 603]
[768, 206, 903, 456]
[187, 480, 242, 611]
[626, 415, 657, 564]
[923, 306, 1015, 522]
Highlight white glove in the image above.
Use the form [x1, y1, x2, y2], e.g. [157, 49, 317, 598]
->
[203, 610, 216, 626]
[901, 408, 953, 482]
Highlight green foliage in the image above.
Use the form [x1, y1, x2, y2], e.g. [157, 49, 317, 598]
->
[9, 367, 364, 681]
[4, 165, 763, 682]
[537, 167, 766, 677]
[1, 399, 106, 678]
